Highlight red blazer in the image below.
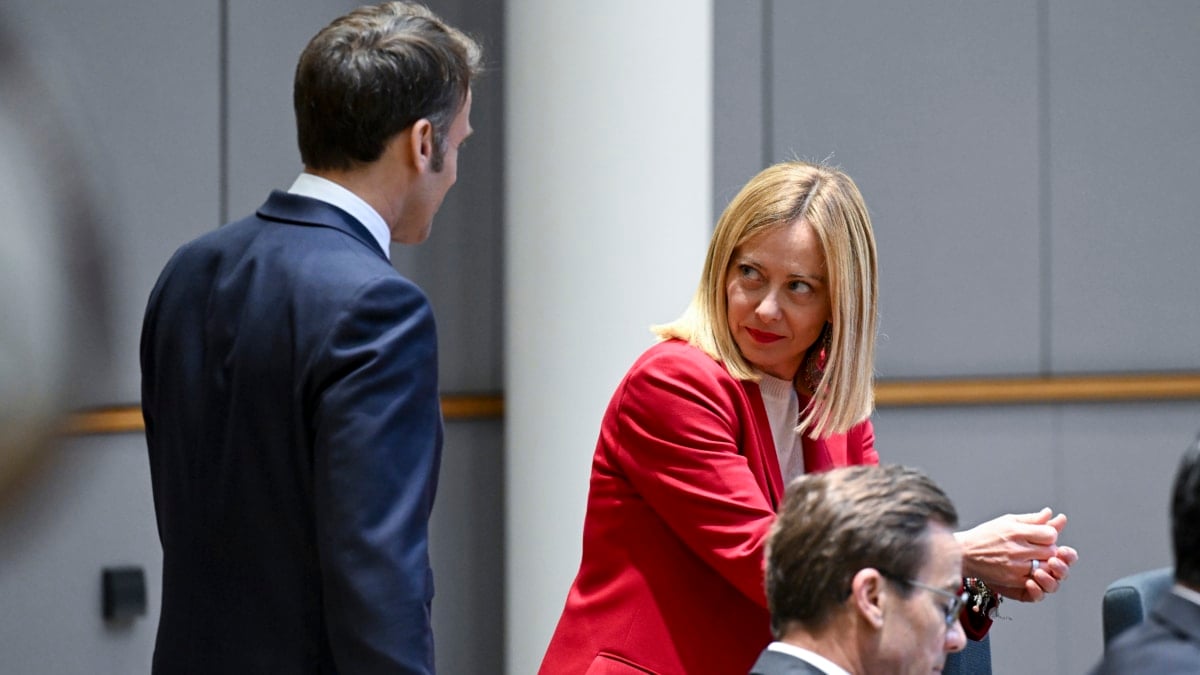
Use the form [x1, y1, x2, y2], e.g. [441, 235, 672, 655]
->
[539, 340, 878, 675]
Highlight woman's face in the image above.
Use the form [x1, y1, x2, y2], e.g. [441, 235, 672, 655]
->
[725, 219, 831, 381]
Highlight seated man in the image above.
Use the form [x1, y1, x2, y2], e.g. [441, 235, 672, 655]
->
[750, 464, 967, 675]
[1090, 434, 1200, 674]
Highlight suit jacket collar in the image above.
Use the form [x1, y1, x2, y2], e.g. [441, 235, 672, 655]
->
[1153, 589, 1200, 645]
[256, 190, 389, 261]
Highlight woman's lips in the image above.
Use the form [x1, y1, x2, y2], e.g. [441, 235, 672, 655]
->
[746, 327, 785, 344]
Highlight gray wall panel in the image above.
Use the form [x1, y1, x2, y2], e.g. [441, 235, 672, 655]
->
[713, 0, 766, 221]
[872, 406, 1063, 673]
[0, 436, 161, 674]
[226, 1, 359, 220]
[7, 0, 221, 405]
[769, 2, 1043, 378]
[1048, 2, 1200, 372]
[430, 419, 505, 673]
[872, 406, 1059, 528]
[1055, 402, 1198, 673]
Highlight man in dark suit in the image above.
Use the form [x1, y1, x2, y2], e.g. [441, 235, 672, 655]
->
[140, 3, 480, 672]
[1091, 434, 1200, 674]
[749, 465, 968, 675]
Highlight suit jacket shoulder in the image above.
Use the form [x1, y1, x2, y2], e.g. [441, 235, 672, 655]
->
[613, 338, 784, 508]
[1090, 591, 1200, 674]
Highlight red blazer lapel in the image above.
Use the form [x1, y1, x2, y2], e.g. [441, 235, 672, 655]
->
[744, 382, 785, 509]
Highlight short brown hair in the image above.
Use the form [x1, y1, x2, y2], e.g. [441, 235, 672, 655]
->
[1173, 432, 1200, 587]
[764, 465, 957, 636]
[294, 1, 482, 171]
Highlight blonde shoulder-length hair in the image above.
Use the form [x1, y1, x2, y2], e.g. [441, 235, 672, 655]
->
[654, 161, 878, 439]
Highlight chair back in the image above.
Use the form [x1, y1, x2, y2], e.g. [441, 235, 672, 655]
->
[1101, 566, 1174, 647]
[943, 633, 990, 675]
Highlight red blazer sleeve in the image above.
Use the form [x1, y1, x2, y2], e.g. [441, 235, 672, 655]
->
[607, 346, 777, 607]
[801, 416, 878, 472]
[849, 418, 879, 465]
[962, 608, 994, 641]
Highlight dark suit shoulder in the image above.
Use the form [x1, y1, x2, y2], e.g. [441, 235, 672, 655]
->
[1090, 594, 1200, 674]
[169, 190, 388, 268]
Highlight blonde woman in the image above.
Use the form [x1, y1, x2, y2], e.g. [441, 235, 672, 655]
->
[540, 161, 1077, 675]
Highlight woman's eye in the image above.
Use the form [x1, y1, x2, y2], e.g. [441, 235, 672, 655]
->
[789, 280, 812, 294]
[738, 264, 759, 279]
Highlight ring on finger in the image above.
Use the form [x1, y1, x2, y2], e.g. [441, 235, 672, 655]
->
[1029, 559, 1040, 576]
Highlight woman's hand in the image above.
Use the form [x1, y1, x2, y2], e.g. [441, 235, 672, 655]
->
[987, 545, 1079, 602]
[955, 507, 1078, 602]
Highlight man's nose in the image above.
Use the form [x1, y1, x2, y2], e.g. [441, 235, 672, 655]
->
[945, 618, 967, 653]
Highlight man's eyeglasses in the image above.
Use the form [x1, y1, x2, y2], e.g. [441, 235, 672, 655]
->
[877, 569, 967, 627]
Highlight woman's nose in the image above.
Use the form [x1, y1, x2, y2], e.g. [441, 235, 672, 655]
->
[755, 291, 782, 322]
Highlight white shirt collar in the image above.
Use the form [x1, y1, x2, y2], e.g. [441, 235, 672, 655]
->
[287, 173, 391, 260]
[1172, 582, 1200, 606]
[757, 371, 796, 400]
[767, 642, 852, 675]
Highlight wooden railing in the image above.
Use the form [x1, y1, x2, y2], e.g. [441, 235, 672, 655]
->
[63, 394, 506, 436]
[62, 372, 1200, 435]
[873, 372, 1200, 407]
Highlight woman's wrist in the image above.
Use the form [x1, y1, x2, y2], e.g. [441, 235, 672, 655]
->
[953, 530, 984, 578]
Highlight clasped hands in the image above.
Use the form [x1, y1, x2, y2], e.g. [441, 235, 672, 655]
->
[956, 507, 1080, 603]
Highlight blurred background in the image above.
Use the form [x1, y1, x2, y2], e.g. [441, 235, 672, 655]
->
[0, 1, 1196, 673]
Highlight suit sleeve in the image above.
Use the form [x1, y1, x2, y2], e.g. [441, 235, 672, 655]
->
[309, 275, 441, 674]
[610, 352, 776, 607]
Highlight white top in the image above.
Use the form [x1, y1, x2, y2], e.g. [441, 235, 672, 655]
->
[758, 372, 805, 481]
[287, 173, 391, 260]
[767, 642, 851, 675]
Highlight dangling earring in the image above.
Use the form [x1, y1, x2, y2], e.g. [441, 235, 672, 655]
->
[803, 323, 832, 394]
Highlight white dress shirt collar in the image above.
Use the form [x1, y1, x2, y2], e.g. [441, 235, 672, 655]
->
[287, 173, 391, 260]
[1172, 582, 1200, 607]
[767, 641, 852, 675]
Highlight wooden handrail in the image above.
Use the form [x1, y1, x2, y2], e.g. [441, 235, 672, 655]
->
[62, 394, 506, 436]
[875, 372, 1200, 407]
[59, 372, 1200, 435]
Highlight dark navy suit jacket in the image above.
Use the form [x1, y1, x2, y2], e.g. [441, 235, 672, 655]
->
[1090, 590, 1200, 674]
[141, 191, 443, 673]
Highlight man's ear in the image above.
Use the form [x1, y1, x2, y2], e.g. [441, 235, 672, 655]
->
[850, 568, 887, 629]
[407, 118, 434, 172]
